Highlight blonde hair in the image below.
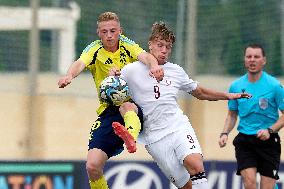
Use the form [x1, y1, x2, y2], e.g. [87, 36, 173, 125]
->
[149, 21, 175, 44]
[97, 12, 120, 24]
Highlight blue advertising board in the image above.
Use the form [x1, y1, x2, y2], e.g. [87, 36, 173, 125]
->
[103, 161, 284, 189]
[0, 161, 89, 189]
[204, 161, 283, 189]
[104, 161, 169, 189]
[0, 161, 282, 189]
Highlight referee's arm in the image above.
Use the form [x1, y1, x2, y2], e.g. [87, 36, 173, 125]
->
[218, 110, 237, 148]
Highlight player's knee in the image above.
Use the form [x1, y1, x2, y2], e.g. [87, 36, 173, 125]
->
[243, 180, 255, 189]
[86, 161, 103, 180]
[183, 154, 204, 175]
[119, 102, 138, 115]
[185, 162, 204, 175]
[242, 175, 256, 188]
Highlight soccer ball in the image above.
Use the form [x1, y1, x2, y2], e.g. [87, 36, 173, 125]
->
[99, 76, 130, 106]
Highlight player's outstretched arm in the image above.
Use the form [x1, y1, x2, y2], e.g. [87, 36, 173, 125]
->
[191, 86, 251, 101]
[137, 52, 164, 81]
[58, 59, 86, 88]
[227, 92, 252, 100]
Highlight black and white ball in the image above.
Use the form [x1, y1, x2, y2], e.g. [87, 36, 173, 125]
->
[99, 76, 130, 106]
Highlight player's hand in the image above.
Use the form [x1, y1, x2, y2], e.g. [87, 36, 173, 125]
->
[149, 64, 164, 82]
[218, 134, 228, 148]
[228, 93, 252, 100]
[109, 67, 121, 76]
[257, 129, 270, 141]
[58, 75, 72, 88]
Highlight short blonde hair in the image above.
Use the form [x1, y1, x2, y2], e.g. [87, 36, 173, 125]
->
[97, 12, 120, 24]
[149, 21, 175, 44]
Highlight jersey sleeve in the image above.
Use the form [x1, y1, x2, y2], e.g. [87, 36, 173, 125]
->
[178, 66, 198, 93]
[78, 40, 102, 66]
[120, 66, 128, 82]
[120, 62, 138, 82]
[128, 43, 145, 60]
[119, 35, 145, 61]
[228, 84, 238, 111]
[275, 83, 284, 110]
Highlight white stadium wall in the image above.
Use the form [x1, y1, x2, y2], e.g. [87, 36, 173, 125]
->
[0, 73, 283, 161]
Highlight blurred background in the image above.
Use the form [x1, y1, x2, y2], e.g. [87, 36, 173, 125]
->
[0, 0, 283, 188]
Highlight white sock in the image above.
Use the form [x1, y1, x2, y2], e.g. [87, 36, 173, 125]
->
[191, 172, 210, 189]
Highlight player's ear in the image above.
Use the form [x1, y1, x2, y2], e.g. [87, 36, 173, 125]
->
[263, 57, 267, 66]
[96, 28, 100, 36]
[148, 41, 152, 50]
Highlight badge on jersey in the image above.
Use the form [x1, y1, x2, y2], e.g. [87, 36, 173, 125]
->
[259, 98, 268, 110]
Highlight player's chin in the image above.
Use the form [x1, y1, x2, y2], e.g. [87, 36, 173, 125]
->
[247, 68, 258, 73]
[157, 57, 167, 64]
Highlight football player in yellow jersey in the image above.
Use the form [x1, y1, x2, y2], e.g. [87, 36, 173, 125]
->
[58, 12, 163, 189]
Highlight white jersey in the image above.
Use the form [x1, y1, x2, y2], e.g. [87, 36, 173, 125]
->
[121, 61, 198, 144]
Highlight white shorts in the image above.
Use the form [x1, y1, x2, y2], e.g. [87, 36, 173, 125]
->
[145, 126, 202, 188]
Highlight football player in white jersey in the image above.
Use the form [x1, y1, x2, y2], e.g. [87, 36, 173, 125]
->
[113, 22, 250, 189]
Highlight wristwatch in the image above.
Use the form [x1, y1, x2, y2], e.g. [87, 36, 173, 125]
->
[267, 128, 274, 134]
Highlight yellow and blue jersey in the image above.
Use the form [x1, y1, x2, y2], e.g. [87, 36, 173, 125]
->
[79, 35, 144, 115]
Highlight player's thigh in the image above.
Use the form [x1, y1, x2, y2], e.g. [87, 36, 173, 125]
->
[145, 135, 190, 188]
[174, 127, 203, 163]
[173, 127, 203, 175]
[88, 107, 125, 158]
[233, 133, 258, 174]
